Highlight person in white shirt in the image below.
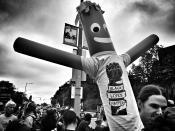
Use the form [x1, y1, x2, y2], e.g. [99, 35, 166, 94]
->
[0, 100, 17, 131]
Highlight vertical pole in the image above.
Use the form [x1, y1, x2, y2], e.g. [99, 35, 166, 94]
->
[74, 69, 81, 116]
[25, 83, 27, 93]
[74, 0, 83, 116]
[24, 82, 33, 96]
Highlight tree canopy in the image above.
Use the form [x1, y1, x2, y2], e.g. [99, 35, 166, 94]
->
[128, 45, 165, 97]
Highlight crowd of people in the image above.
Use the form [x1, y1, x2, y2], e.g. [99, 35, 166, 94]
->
[0, 99, 96, 131]
[0, 84, 175, 131]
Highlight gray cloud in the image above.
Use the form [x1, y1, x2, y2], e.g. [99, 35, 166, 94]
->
[0, 0, 80, 102]
[129, 0, 160, 16]
[0, 0, 65, 38]
[0, 0, 66, 79]
[128, 0, 175, 34]
[0, 0, 39, 25]
[0, 44, 9, 75]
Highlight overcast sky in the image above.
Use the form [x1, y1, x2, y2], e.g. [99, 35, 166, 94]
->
[0, 0, 175, 104]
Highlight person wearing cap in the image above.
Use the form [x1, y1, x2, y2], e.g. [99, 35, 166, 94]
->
[0, 100, 17, 131]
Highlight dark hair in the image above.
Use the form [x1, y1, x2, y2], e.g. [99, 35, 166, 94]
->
[25, 102, 36, 114]
[84, 113, 92, 121]
[63, 110, 77, 126]
[41, 109, 57, 131]
[137, 84, 163, 103]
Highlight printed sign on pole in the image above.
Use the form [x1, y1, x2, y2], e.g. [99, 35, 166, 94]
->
[71, 86, 83, 99]
[63, 23, 78, 47]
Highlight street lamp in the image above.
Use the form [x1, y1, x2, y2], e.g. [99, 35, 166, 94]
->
[24, 82, 33, 93]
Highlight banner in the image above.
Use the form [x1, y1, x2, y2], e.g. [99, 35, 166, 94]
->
[63, 23, 78, 47]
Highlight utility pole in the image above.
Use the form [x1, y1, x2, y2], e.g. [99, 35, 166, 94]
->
[24, 82, 33, 93]
[73, 0, 84, 116]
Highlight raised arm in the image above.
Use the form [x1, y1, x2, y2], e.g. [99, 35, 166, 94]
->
[125, 34, 159, 64]
[14, 37, 83, 70]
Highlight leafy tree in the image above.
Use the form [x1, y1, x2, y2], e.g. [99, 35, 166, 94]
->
[0, 81, 16, 104]
[53, 75, 101, 111]
[11, 91, 26, 106]
[51, 97, 57, 106]
[128, 45, 163, 97]
[53, 81, 72, 107]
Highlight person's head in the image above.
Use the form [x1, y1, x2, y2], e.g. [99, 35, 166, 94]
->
[46, 108, 57, 118]
[84, 113, 92, 125]
[164, 106, 175, 125]
[137, 84, 167, 128]
[25, 102, 36, 115]
[63, 110, 77, 129]
[4, 100, 16, 116]
[79, 111, 85, 118]
[41, 108, 57, 131]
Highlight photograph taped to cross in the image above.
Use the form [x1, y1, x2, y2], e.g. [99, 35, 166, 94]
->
[63, 23, 78, 47]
